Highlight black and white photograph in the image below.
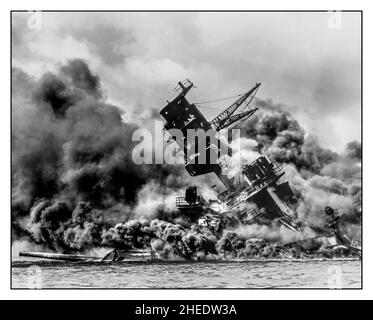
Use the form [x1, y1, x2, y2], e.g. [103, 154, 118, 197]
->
[10, 10, 362, 290]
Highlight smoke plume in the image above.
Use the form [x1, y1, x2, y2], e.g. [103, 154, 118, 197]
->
[12, 60, 361, 258]
[235, 98, 361, 235]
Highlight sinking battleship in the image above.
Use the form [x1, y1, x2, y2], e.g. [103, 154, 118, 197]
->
[160, 80, 299, 231]
[160, 79, 360, 254]
[19, 79, 360, 262]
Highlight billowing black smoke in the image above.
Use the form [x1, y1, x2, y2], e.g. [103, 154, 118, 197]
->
[13, 61, 146, 211]
[236, 99, 340, 174]
[235, 98, 361, 233]
[12, 59, 192, 251]
[12, 60, 361, 258]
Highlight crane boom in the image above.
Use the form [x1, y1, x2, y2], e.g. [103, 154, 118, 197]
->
[210, 83, 261, 131]
[217, 108, 259, 131]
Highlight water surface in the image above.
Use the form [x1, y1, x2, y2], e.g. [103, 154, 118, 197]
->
[12, 259, 361, 289]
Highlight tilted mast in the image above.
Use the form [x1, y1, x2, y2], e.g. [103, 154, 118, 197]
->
[159, 80, 261, 193]
[209, 83, 260, 131]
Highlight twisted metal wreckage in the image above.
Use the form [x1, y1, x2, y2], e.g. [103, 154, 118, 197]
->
[20, 80, 361, 262]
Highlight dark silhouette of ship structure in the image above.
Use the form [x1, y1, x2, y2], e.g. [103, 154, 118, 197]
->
[284, 206, 361, 254]
[160, 79, 299, 232]
[160, 79, 360, 254]
[18, 79, 360, 262]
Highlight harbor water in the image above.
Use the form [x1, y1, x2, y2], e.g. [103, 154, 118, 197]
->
[12, 259, 361, 289]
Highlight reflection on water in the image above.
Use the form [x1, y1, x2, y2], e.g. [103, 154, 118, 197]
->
[12, 260, 361, 289]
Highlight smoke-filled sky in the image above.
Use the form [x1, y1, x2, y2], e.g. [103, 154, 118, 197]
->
[12, 11, 361, 152]
[11, 11, 362, 255]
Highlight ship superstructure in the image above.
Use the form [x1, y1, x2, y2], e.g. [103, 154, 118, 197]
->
[160, 80, 300, 232]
